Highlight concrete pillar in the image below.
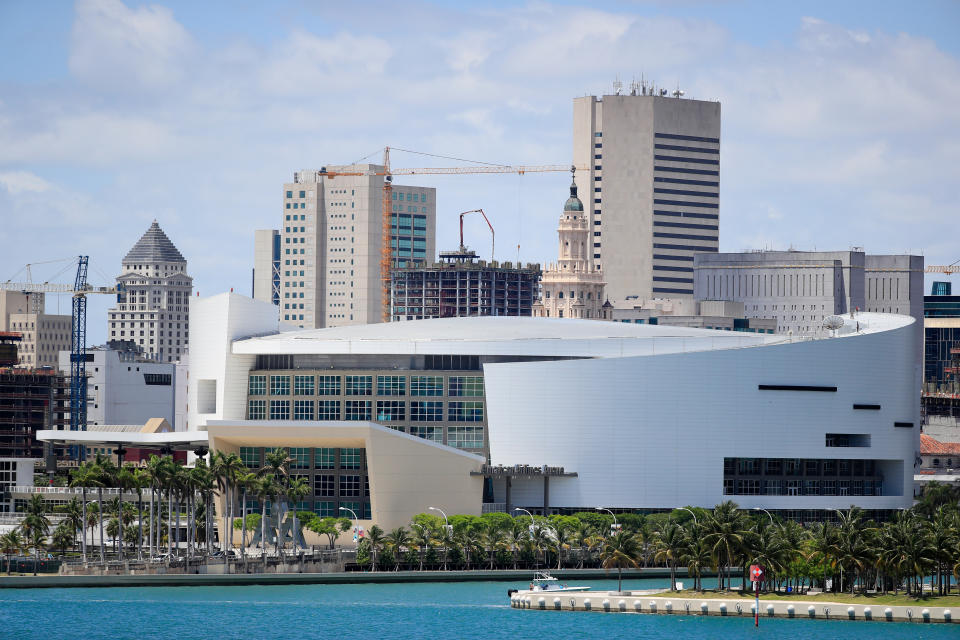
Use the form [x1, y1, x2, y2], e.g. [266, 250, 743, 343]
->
[505, 476, 512, 513]
[543, 476, 550, 515]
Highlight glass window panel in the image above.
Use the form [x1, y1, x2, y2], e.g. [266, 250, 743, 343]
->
[270, 375, 290, 395]
[376, 375, 406, 396]
[449, 376, 484, 397]
[340, 448, 362, 469]
[315, 448, 335, 470]
[318, 375, 341, 396]
[294, 375, 315, 396]
[345, 400, 371, 420]
[375, 400, 405, 421]
[410, 376, 443, 396]
[345, 375, 372, 396]
[410, 401, 443, 421]
[248, 375, 266, 395]
[293, 400, 314, 420]
[269, 400, 290, 420]
[448, 401, 484, 422]
[447, 426, 483, 449]
[248, 399, 266, 420]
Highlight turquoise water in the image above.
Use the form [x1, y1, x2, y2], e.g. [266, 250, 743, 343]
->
[0, 577, 954, 640]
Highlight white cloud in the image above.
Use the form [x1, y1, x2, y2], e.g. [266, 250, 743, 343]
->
[0, 171, 53, 194]
[69, 0, 196, 91]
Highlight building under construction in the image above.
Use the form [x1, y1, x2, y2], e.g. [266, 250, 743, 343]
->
[924, 281, 960, 420]
[390, 249, 541, 321]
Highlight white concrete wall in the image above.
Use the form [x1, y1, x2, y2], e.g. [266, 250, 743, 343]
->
[188, 293, 279, 430]
[485, 313, 918, 511]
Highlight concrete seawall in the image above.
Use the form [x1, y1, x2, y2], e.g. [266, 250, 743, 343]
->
[0, 567, 679, 590]
[510, 591, 956, 624]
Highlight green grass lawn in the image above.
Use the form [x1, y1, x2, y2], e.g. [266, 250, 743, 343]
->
[669, 589, 960, 607]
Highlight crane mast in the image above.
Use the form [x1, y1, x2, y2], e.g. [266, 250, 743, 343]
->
[70, 256, 88, 434]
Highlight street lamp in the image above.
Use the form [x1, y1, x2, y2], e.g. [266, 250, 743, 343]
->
[513, 507, 535, 533]
[429, 506, 450, 570]
[751, 508, 775, 527]
[677, 507, 699, 526]
[339, 506, 358, 543]
[595, 506, 618, 526]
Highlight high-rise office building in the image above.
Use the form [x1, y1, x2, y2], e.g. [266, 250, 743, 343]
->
[252, 229, 280, 306]
[573, 88, 721, 305]
[280, 166, 436, 329]
[0, 291, 71, 369]
[107, 221, 192, 363]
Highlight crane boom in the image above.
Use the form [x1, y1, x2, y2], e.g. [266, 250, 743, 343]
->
[315, 152, 584, 323]
[926, 265, 960, 274]
[459, 209, 495, 262]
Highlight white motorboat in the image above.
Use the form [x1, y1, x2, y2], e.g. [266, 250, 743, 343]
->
[510, 571, 591, 596]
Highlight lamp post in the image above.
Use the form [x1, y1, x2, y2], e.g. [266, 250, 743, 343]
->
[596, 506, 620, 536]
[428, 506, 450, 570]
[752, 508, 775, 527]
[677, 507, 699, 526]
[339, 506, 358, 544]
[514, 507, 535, 534]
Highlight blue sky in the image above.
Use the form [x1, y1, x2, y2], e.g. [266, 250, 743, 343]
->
[1, 0, 958, 344]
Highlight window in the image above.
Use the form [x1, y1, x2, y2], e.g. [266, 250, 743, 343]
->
[289, 447, 309, 469]
[270, 375, 290, 395]
[345, 400, 371, 420]
[269, 400, 290, 420]
[345, 375, 372, 395]
[449, 376, 483, 397]
[377, 375, 406, 396]
[239, 447, 259, 468]
[318, 375, 341, 396]
[410, 426, 442, 442]
[339, 475, 362, 497]
[249, 375, 266, 396]
[294, 375, 315, 395]
[315, 475, 336, 497]
[341, 448, 362, 469]
[449, 401, 483, 422]
[447, 426, 483, 449]
[411, 401, 443, 421]
[376, 400, 405, 421]
[314, 501, 335, 517]
[735, 479, 762, 495]
[411, 376, 443, 396]
[293, 400, 314, 420]
[317, 400, 340, 420]
[248, 399, 266, 420]
[315, 448, 335, 470]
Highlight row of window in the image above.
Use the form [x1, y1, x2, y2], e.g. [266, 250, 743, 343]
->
[724, 478, 883, 496]
[248, 399, 484, 422]
[249, 374, 482, 397]
[239, 446, 363, 470]
[724, 457, 879, 477]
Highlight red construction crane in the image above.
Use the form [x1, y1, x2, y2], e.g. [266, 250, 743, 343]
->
[459, 209, 494, 262]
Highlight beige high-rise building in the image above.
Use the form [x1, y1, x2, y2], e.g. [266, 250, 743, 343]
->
[533, 174, 608, 320]
[0, 291, 71, 369]
[107, 221, 192, 363]
[280, 166, 436, 329]
[573, 87, 721, 305]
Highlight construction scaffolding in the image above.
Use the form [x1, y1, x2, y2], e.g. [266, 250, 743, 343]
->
[390, 250, 541, 321]
[0, 368, 69, 459]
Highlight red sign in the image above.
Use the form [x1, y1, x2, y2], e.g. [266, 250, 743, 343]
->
[749, 565, 764, 581]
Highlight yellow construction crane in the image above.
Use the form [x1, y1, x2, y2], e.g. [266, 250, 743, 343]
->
[317, 147, 585, 321]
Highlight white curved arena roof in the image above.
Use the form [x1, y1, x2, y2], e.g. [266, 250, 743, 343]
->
[226, 315, 897, 360]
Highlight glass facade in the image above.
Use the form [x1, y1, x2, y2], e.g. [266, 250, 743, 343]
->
[723, 457, 886, 496]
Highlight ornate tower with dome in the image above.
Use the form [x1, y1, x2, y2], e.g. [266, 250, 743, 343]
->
[107, 221, 192, 362]
[533, 172, 608, 320]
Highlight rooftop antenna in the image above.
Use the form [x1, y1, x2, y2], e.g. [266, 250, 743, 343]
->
[672, 83, 685, 98]
[629, 78, 639, 96]
[640, 73, 647, 95]
[613, 76, 623, 96]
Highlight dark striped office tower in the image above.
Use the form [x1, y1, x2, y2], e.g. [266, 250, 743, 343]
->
[573, 84, 721, 305]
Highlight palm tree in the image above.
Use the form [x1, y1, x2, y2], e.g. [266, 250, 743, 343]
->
[113, 465, 134, 561]
[68, 462, 96, 563]
[600, 531, 643, 592]
[236, 471, 258, 570]
[385, 527, 410, 570]
[20, 494, 51, 541]
[51, 520, 77, 555]
[287, 477, 310, 555]
[145, 454, 167, 558]
[482, 520, 509, 570]
[61, 497, 84, 554]
[25, 526, 46, 576]
[90, 454, 115, 564]
[366, 525, 385, 571]
[212, 451, 245, 557]
[410, 523, 432, 571]
[680, 533, 711, 592]
[1, 529, 24, 574]
[653, 521, 687, 591]
[130, 468, 150, 560]
[550, 523, 574, 570]
[704, 501, 745, 590]
[256, 476, 279, 567]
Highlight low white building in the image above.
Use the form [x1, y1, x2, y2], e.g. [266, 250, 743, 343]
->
[57, 344, 178, 431]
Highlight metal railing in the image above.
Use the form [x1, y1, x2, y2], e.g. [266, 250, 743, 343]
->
[8, 485, 125, 496]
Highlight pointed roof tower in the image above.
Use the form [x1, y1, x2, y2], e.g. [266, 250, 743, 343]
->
[123, 221, 185, 263]
[563, 167, 584, 213]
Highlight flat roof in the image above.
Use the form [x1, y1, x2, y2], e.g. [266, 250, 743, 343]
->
[37, 430, 209, 450]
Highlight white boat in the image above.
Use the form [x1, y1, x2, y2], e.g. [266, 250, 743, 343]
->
[525, 571, 591, 593]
